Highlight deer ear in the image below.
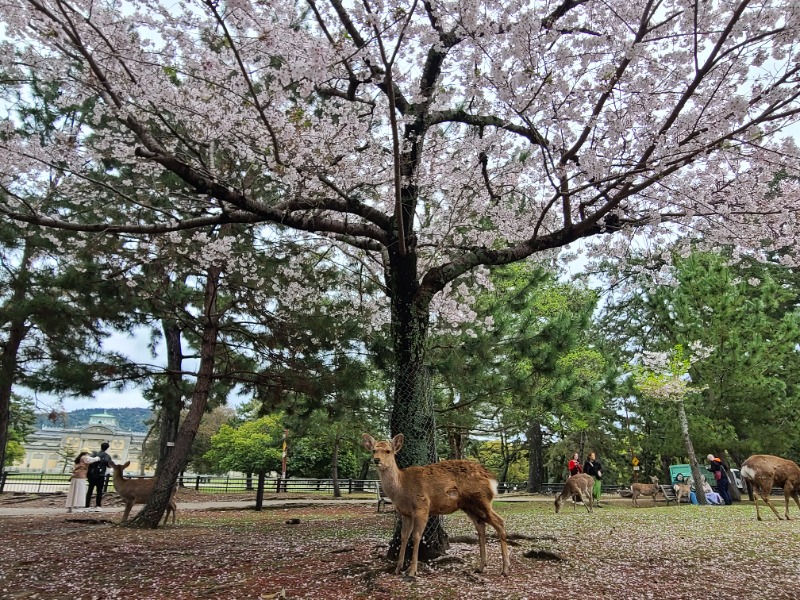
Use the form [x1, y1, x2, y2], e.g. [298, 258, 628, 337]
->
[361, 434, 376, 451]
[391, 434, 404, 452]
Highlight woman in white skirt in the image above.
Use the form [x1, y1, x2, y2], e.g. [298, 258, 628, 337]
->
[66, 452, 100, 513]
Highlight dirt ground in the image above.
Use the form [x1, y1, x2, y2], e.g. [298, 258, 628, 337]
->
[1, 497, 799, 599]
[0, 488, 307, 508]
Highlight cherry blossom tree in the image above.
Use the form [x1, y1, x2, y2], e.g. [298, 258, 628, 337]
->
[633, 343, 712, 504]
[2, 0, 799, 550]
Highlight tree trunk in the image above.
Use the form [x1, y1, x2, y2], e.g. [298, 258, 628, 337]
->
[255, 471, 265, 511]
[0, 242, 33, 471]
[155, 319, 184, 478]
[446, 426, 466, 460]
[386, 269, 449, 563]
[331, 437, 341, 498]
[526, 420, 544, 493]
[126, 266, 222, 528]
[677, 399, 707, 505]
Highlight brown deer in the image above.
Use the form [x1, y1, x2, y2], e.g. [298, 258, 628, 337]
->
[111, 461, 177, 524]
[673, 478, 692, 504]
[554, 473, 594, 514]
[740, 454, 800, 521]
[631, 476, 663, 507]
[362, 433, 510, 577]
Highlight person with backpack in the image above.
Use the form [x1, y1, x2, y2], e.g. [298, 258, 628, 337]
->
[66, 451, 101, 513]
[85, 442, 113, 511]
[707, 453, 732, 505]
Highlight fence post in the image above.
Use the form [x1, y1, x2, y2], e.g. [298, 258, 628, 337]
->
[225, 476, 229, 493]
[195, 475, 200, 491]
[0, 471, 6, 493]
[348, 479, 353, 494]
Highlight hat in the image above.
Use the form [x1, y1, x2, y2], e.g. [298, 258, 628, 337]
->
[706, 454, 715, 461]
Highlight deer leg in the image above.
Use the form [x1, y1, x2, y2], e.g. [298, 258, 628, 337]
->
[467, 515, 487, 572]
[784, 489, 792, 520]
[791, 492, 800, 518]
[485, 509, 510, 576]
[758, 485, 782, 520]
[407, 513, 427, 577]
[751, 487, 763, 521]
[395, 516, 413, 575]
[122, 502, 132, 522]
[583, 489, 592, 513]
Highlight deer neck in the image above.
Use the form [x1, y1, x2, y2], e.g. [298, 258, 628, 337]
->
[378, 460, 403, 495]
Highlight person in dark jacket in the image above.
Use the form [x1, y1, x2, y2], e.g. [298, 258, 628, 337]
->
[583, 452, 603, 507]
[85, 442, 113, 511]
[707, 453, 732, 505]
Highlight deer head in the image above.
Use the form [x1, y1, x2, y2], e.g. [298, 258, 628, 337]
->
[362, 433, 403, 471]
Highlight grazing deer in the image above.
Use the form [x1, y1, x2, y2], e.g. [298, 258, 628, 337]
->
[554, 473, 594, 514]
[362, 433, 510, 577]
[111, 461, 177, 524]
[740, 454, 800, 521]
[631, 476, 663, 507]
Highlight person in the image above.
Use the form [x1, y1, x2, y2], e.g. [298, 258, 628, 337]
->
[701, 480, 723, 505]
[568, 452, 583, 503]
[583, 452, 603, 507]
[85, 442, 113, 511]
[66, 452, 101, 513]
[707, 453, 732, 505]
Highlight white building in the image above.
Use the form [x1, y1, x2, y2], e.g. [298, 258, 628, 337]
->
[14, 412, 151, 474]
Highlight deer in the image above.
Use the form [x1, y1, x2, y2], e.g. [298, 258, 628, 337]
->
[111, 461, 177, 525]
[554, 473, 594, 514]
[362, 433, 510, 578]
[740, 454, 800, 521]
[631, 476, 664, 507]
[673, 478, 693, 504]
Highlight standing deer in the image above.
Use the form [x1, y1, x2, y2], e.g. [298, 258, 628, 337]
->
[740, 454, 800, 521]
[631, 476, 663, 507]
[362, 433, 510, 577]
[554, 473, 594, 514]
[111, 461, 177, 525]
[673, 478, 693, 504]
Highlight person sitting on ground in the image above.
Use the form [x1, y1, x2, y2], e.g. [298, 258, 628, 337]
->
[701, 480, 723, 505]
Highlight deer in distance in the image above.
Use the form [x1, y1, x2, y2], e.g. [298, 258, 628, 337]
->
[631, 476, 664, 507]
[362, 433, 510, 577]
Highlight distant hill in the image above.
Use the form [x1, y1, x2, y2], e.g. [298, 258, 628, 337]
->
[36, 407, 153, 433]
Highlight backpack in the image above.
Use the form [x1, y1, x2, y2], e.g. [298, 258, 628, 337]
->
[88, 456, 107, 480]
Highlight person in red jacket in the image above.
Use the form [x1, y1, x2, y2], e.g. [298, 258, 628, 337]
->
[568, 452, 583, 503]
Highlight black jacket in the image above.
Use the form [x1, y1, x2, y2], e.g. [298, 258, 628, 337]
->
[88, 450, 112, 481]
[583, 459, 602, 479]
